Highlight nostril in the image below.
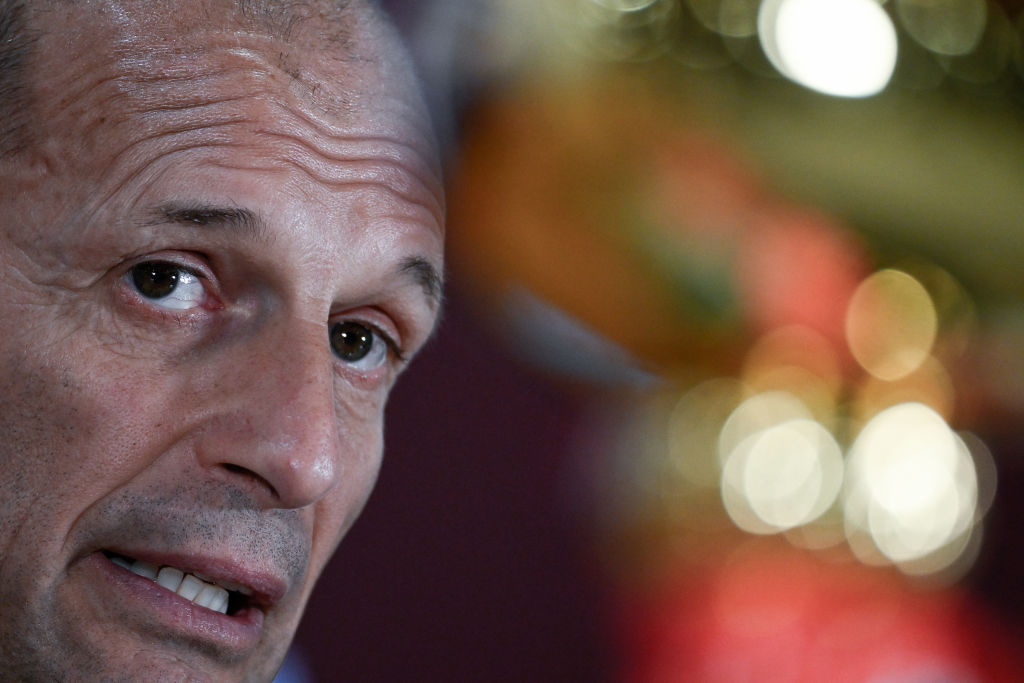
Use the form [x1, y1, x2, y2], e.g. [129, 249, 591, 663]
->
[221, 463, 279, 500]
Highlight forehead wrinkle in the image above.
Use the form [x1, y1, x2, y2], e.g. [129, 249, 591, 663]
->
[114, 46, 357, 124]
[81, 123, 442, 241]
[48, 74, 293, 199]
[248, 129, 444, 217]
[40, 28, 355, 140]
[279, 171, 444, 238]
[43, 41, 396, 182]
[37, 9, 288, 105]
[38, 55, 285, 171]
[82, 127, 246, 218]
[114, 48, 306, 117]
[99, 2, 371, 121]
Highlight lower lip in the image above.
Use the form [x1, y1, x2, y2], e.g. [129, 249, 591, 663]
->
[84, 551, 265, 654]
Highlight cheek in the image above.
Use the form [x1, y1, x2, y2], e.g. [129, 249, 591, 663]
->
[320, 423, 383, 540]
[307, 397, 387, 566]
[0, 346, 172, 542]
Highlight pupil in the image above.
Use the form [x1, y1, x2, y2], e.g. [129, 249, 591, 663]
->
[132, 262, 179, 299]
[330, 322, 373, 361]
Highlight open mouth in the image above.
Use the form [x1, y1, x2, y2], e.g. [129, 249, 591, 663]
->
[101, 550, 253, 616]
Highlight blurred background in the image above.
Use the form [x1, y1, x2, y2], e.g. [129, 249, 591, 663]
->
[287, 0, 1024, 680]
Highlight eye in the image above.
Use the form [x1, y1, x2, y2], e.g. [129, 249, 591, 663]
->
[329, 321, 389, 371]
[128, 261, 206, 310]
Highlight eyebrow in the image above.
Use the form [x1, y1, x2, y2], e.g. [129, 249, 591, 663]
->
[146, 201, 444, 307]
[399, 256, 444, 309]
[147, 202, 267, 239]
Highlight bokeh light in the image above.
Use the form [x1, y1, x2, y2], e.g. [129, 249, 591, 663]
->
[688, 0, 760, 37]
[960, 430, 998, 520]
[844, 402, 980, 571]
[846, 269, 939, 382]
[758, 0, 898, 97]
[719, 390, 813, 463]
[944, 2, 1015, 84]
[668, 379, 746, 489]
[896, 0, 988, 56]
[573, 0, 680, 62]
[722, 417, 844, 532]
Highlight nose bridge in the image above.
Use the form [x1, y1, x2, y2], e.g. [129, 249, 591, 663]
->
[198, 312, 342, 509]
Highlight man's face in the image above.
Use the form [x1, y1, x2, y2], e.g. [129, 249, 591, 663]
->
[0, 3, 443, 680]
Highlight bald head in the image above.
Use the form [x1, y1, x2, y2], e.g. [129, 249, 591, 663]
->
[0, 0, 426, 158]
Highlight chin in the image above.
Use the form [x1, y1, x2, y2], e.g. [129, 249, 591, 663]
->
[59, 649, 283, 683]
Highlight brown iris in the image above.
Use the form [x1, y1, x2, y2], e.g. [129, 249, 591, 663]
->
[330, 321, 374, 362]
[131, 262, 180, 299]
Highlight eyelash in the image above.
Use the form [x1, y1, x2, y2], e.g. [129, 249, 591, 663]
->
[374, 327, 406, 364]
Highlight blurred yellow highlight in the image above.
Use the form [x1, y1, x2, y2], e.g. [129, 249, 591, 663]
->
[668, 379, 746, 489]
[846, 269, 938, 381]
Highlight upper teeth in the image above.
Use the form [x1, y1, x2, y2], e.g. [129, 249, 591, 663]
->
[111, 555, 232, 614]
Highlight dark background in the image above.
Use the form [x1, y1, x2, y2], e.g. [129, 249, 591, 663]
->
[294, 283, 619, 682]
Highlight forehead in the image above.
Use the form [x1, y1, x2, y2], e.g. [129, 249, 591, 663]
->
[26, 0, 443, 225]
[37, 0, 371, 106]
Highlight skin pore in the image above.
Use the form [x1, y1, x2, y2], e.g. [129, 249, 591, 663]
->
[0, 1, 444, 680]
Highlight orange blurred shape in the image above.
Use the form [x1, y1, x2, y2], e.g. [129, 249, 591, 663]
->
[449, 78, 744, 369]
[852, 355, 956, 425]
[741, 325, 844, 411]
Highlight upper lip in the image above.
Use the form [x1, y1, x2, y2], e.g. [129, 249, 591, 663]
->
[102, 546, 288, 610]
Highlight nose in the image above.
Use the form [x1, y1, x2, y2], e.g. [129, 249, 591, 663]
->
[194, 316, 343, 510]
